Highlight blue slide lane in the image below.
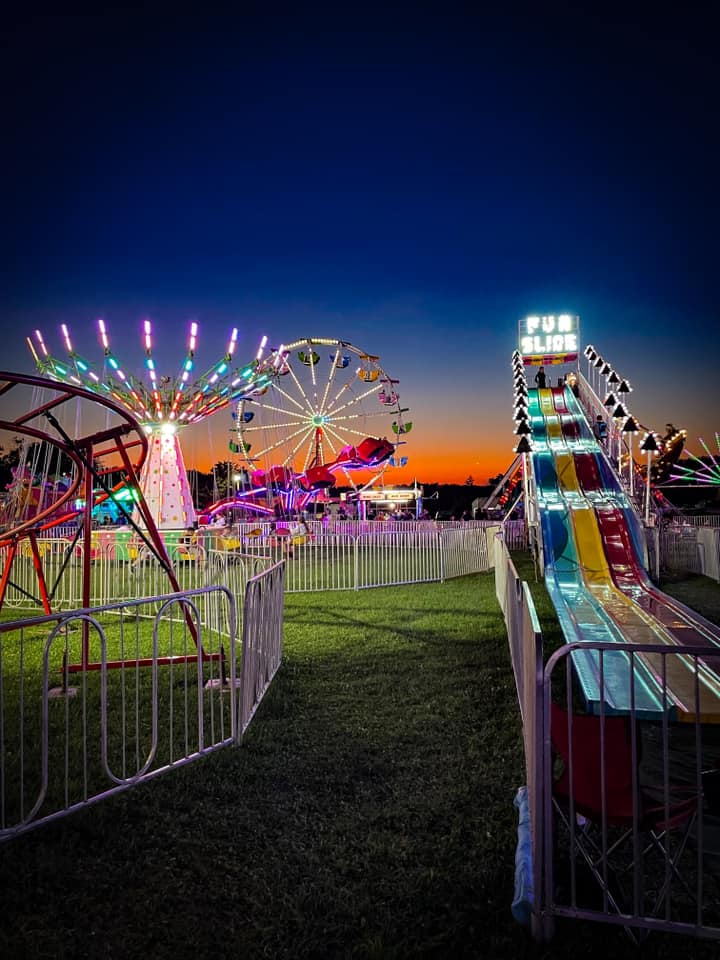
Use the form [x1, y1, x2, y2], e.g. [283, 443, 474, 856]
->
[528, 387, 670, 716]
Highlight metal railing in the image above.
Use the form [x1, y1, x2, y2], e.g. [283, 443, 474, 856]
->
[495, 536, 545, 939]
[644, 525, 720, 582]
[0, 563, 285, 842]
[497, 538, 720, 943]
[541, 643, 720, 943]
[239, 561, 285, 735]
[3, 524, 499, 610]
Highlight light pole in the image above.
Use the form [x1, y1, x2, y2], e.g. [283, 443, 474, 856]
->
[593, 355, 604, 397]
[612, 403, 628, 473]
[515, 434, 533, 527]
[639, 431, 659, 524]
[622, 415, 639, 497]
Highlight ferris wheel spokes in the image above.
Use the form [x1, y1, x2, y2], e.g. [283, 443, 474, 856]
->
[235, 338, 410, 496]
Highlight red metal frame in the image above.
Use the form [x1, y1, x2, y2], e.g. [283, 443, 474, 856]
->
[0, 371, 208, 667]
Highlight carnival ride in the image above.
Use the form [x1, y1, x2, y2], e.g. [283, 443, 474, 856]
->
[515, 360, 720, 721]
[26, 320, 274, 529]
[480, 456, 523, 517]
[670, 433, 720, 487]
[0, 371, 219, 670]
[225, 337, 412, 516]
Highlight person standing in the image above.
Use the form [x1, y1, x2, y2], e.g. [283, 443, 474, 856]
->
[534, 366, 547, 388]
[593, 414, 608, 445]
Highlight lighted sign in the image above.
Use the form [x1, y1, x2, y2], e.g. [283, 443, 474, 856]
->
[518, 314, 579, 358]
[359, 488, 420, 502]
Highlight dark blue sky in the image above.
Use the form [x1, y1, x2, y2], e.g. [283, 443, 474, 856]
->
[2, 6, 718, 481]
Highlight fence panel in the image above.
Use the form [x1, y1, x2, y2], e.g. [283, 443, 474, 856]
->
[495, 536, 544, 937]
[356, 529, 444, 588]
[238, 561, 285, 736]
[660, 527, 703, 575]
[441, 526, 498, 579]
[0, 586, 237, 842]
[541, 643, 720, 943]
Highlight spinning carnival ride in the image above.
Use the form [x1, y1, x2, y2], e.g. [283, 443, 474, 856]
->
[229, 338, 412, 511]
[27, 320, 274, 529]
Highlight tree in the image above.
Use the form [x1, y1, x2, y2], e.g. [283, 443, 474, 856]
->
[0, 440, 22, 491]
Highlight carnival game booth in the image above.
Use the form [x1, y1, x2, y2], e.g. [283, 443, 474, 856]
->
[357, 484, 423, 520]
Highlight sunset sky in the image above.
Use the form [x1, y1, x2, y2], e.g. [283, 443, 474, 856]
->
[2, 8, 718, 485]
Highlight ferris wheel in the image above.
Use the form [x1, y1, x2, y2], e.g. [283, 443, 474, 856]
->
[231, 338, 412, 495]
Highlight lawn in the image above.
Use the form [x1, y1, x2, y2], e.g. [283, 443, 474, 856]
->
[1, 569, 719, 959]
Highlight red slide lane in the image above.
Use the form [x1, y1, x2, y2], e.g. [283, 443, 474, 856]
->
[551, 386, 581, 441]
[573, 451, 720, 654]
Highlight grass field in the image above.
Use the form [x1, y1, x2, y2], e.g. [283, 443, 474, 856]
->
[1, 566, 720, 958]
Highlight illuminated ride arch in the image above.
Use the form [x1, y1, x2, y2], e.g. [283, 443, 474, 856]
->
[0, 371, 209, 669]
[231, 338, 412, 511]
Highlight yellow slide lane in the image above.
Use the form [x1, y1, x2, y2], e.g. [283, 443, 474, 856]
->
[570, 500, 720, 720]
[538, 387, 720, 719]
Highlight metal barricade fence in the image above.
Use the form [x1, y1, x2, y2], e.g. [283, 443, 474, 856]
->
[5, 526, 497, 610]
[238, 561, 285, 735]
[497, 539, 720, 943]
[668, 516, 720, 529]
[698, 528, 720, 582]
[495, 535, 544, 939]
[540, 643, 720, 943]
[502, 520, 529, 551]
[0, 561, 286, 842]
[0, 585, 236, 841]
[660, 525, 703, 575]
[355, 528, 445, 588]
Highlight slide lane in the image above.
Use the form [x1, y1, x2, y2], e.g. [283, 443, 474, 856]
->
[529, 389, 664, 715]
[573, 450, 720, 721]
[542, 385, 720, 721]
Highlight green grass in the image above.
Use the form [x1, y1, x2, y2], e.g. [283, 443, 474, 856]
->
[1, 572, 719, 958]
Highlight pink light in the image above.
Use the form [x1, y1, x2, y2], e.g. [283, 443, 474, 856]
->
[34, 330, 48, 356]
[61, 323, 73, 353]
[97, 318, 109, 349]
[144, 319, 153, 352]
[189, 321, 198, 352]
[227, 328, 238, 356]
[256, 335, 268, 361]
